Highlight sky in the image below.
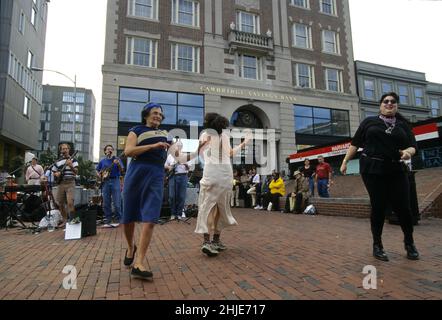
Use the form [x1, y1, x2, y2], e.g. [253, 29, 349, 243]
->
[41, 0, 442, 161]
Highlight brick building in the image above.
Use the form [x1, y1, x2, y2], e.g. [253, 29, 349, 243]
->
[101, 0, 360, 173]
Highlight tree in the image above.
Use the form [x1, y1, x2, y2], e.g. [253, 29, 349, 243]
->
[10, 155, 25, 178]
[76, 155, 96, 187]
[39, 148, 58, 169]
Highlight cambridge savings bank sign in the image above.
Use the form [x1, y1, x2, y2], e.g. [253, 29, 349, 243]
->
[200, 86, 297, 103]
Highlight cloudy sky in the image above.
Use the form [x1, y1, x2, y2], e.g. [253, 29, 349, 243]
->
[40, 0, 442, 161]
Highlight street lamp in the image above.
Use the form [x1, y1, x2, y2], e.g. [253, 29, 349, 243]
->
[31, 67, 77, 145]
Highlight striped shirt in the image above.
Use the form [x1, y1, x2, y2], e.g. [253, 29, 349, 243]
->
[129, 125, 171, 165]
[52, 158, 79, 181]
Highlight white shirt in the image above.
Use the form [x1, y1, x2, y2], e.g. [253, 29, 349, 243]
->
[165, 154, 189, 174]
[252, 174, 260, 184]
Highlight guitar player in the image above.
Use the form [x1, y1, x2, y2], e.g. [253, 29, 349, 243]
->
[96, 145, 125, 227]
[52, 143, 79, 226]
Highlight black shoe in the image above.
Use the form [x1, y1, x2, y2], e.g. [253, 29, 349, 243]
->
[405, 244, 420, 260]
[131, 267, 153, 280]
[123, 245, 137, 266]
[373, 244, 389, 261]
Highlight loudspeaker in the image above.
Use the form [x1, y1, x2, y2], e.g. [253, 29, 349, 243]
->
[77, 205, 97, 237]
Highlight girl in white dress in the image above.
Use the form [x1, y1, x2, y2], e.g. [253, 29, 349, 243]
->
[195, 113, 252, 256]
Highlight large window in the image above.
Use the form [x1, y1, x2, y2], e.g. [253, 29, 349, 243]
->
[127, 37, 157, 68]
[322, 30, 339, 54]
[414, 87, 424, 106]
[129, 0, 158, 20]
[430, 98, 440, 117]
[320, 0, 336, 15]
[293, 24, 312, 49]
[381, 81, 393, 94]
[294, 105, 350, 137]
[63, 92, 85, 104]
[325, 68, 342, 92]
[290, 0, 309, 9]
[364, 79, 375, 100]
[295, 63, 314, 88]
[239, 55, 261, 80]
[236, 11, 260, 34]
[172, 0, 200, 27]
[398, 84, 409, 105]
[119, 87, 204, 126]
[171, 43, 199, 73]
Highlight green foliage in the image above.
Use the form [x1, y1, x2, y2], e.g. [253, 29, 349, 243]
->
[39, 148, 58, 169]
[76, 155, 96, 186]
[10, 155, 25, 178]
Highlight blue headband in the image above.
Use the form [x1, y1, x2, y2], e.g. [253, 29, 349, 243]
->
[143, 102, 162, 111]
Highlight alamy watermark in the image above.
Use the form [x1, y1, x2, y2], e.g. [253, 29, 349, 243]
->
[62, 265, 78, 290]
[362, 265, 377, 290]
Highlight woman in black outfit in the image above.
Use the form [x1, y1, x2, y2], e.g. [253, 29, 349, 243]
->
[340, 92, 419, 261]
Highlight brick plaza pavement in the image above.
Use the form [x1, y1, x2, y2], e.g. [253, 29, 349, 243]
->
[0, 209, 441, 300]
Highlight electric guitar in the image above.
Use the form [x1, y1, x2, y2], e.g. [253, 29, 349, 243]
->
[55, 151, 79, 184]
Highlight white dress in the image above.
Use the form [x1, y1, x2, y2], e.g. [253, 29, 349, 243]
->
[194, 132, 238, 234]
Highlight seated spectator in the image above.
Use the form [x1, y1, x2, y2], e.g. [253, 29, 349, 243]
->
[284, 170, 310, 214]
[268, 172, 285, 211]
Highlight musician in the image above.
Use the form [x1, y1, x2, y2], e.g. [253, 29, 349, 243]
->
[25, 157, 44, 186]
[164, 138, 189, 220]
[52, 143, 79, 225]
[96, 145, 125, 227]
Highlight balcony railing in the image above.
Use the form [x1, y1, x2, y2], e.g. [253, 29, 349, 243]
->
[228, 30, 274, 54]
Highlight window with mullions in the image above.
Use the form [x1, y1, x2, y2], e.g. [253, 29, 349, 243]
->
[118, 87, 204, 126]
[294, 105, 350, 137]
[172, 0, 200, 27]
[291, 0, 309, 9]
[430, 98, 440, 117]
[129, 0, 158, 20]
[171, 43, 200, 73]
[293, 24, 312, 49]
[414, 87, 424, 106]
[381, 81, 393, 94]
[398, 84, 409, 105]
[320, 0, 336, 15]
[364, 79, 375, 100]
[236, 11, 260, 34]
[127, 37, 157, 68]
[239, 55, 261, 80]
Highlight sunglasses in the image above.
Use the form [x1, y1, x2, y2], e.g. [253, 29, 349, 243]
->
[383, 99, 397, 105]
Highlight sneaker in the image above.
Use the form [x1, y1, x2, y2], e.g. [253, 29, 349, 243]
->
[201, 242, 219, 257]
[212, 241, 227, 251]
[103, 223, 112, 228]
[111, 223, 120, 228]
[69, 217, 81, 225]
[254, 205, 260, 210]
[169, 215, 176, 221]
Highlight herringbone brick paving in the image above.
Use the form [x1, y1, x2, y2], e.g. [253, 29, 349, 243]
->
[0, 209, 441, 300]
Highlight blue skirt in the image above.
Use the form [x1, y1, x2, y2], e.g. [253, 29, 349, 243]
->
[122, 160, 165, 224]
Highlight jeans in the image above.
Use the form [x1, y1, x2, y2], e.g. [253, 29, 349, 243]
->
[317, 178, 330, 198]
[169, 174, 188, 217]
[102, 178, 122, 223]
[308, 176, 315, 197]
